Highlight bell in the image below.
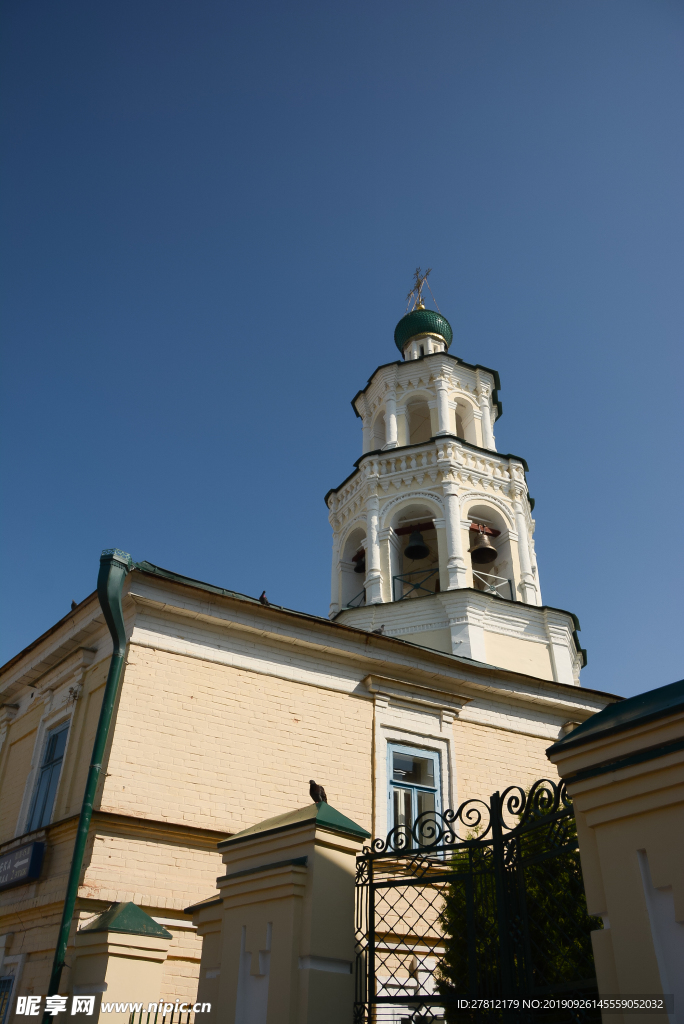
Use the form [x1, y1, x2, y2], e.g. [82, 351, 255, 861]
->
[404, 530, 430, 561]
[353, 550, 366, 574]
[470, 529, 498, 565]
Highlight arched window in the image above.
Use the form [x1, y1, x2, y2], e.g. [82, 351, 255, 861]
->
[406, 399, 431, 445]
[372, 412, 385, 451]
[340, 527, 367, 608]
[465, 504, 513, 600]
[391, 504, 441, 602]
[455, 401, 477, 445]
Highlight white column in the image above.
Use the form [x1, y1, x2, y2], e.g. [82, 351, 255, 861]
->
[365, 495, 383, 604]
[513, 491, 537, 604]
[478, 392, 495, 450]
[384, 392, 398, 448]
[435, 379, 451, 435]
[362, 418, 372, 454]
[443, 483, 468, 589]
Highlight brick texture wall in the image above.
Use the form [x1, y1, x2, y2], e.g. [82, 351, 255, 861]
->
[453, 717, 559, 808]
[101, 645, 374, 835]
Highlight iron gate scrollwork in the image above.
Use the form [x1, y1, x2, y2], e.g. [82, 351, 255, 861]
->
[354, 779, 601, 1024]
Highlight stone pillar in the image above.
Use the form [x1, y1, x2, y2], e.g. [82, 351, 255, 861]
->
[547, 680, 684, 1019]
[188, 802, 370, 1024]
[361, 418, 371, 454]
[71, 903, 172, 1024]
[442, 484, 468, 590]
[435, 379, 451, 436]
[384, 392, 398, 448]
[365, 495, 382, 604]
[478, 391, 495, 450]
[512, 492, 537, 604]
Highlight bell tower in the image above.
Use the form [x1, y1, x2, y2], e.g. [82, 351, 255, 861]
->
[326, 283, 586, 687]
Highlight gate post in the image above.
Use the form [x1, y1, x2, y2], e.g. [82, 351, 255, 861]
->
[547, 680, 684, 1015]
[187, 802, 369, 1024]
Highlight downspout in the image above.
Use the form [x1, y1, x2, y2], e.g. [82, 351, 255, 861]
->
[47, 548, 132, 997]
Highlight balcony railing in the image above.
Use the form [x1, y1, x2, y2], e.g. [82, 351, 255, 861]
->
[472, 569, 514, 600]
[346, 588, 366, 608]
[393, 568, 440, 602]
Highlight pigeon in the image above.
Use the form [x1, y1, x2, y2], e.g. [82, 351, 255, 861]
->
[259, 591, 269, 606]
[309, 779, 327, 804]
[71, 600, 78, 611]
[372, 625, 385, 635]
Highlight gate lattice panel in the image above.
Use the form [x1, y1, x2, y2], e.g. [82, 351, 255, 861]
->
[354, 779, 601, 1024]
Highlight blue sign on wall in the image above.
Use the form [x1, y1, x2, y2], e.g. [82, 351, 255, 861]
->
[0, 842, 45, 891]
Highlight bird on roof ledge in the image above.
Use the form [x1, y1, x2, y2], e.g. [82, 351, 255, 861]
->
[259, 591, 269, 605]
[309, 779, 327, 803]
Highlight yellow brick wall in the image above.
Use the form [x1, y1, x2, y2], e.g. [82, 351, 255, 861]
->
[82, 832, 223, 912]
[0, 638, 571, 1012]
[0, 705, 41, 842]
[100, 645, 374, 835]
[160, 933, 204, 1003]
[453, 718, 559, 809]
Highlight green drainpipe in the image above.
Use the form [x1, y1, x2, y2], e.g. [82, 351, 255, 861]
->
[47, 548, 132, 997]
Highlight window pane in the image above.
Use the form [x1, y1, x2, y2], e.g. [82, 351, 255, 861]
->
[27, 767, 53, 832]
[45, 727, 68, 765]
[416, 791, 435, 817]
[392, 752, 435, 787]
[28, 725, 69, 832]
[393, 787, 412, 828]
[393, 787, 413, 847]
[416, 791, 437, 846]
[0, 978, 14, 1024]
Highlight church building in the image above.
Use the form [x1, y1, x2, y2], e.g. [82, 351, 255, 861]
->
[0, 290, 617, 1014]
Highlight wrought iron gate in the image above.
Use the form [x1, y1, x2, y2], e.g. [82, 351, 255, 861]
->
[354, 779, 601, 1023]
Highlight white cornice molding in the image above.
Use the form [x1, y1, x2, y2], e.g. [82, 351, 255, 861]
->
[362, 673, 471, 721]
[126, 585, 609, 719]
[0, 603, 110, 699]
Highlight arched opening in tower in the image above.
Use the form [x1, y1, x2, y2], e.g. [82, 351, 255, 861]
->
[391, 504, 441, 602]
[406, 399, 432, 445]
[465, 503, 514, 601]
[340, 526, 367, 608]
[372, 411, 385, 451]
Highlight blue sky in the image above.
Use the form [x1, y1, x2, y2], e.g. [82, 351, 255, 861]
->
[1, 0, 682, 697]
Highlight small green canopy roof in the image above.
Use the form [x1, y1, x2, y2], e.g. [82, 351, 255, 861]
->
[394, 308, 453, 353]
[219, 802, 370, 848]
[79, 902, 172, 938]
[548, 678, 684, 755]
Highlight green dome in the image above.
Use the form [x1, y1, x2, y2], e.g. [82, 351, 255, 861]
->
[394, 308, 453, 354]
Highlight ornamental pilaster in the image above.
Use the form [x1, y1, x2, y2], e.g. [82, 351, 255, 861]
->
[364, 493, 383, 605]
[434, 375, 451, 436]
[384, 390, 398, 448]
[442, 480, 468, 590]
[476, 383, 495, 450]
[511, 486, 538, 604]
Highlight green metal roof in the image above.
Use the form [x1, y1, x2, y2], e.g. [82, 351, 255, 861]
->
[79, 902, 172, 938]
[218, 802, 370, 848]
[394, 309, 453, 353]
[547, 677, 684, 755]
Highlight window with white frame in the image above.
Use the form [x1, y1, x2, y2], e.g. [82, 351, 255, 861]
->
[388, 743, 440, 846]
[26, 722, 69, 833]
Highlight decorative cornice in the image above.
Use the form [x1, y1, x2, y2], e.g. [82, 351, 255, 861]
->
[362, 673, 471, 719]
